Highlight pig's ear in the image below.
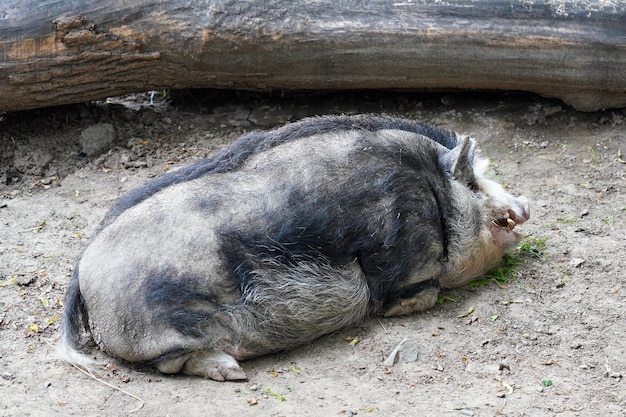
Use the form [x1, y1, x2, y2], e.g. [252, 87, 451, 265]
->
[438, 136, 477, 185]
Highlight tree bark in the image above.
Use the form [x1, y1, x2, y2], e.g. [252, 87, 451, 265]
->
[1, 0, 625, 113]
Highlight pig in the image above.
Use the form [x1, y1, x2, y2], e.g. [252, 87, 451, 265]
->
[58, 114, 530, 381]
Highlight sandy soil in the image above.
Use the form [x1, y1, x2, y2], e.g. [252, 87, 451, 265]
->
[1, 91, 624, 417]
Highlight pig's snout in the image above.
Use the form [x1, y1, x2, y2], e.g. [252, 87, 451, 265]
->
[491, 195, 530, 232]
[515, 195, 530, 223]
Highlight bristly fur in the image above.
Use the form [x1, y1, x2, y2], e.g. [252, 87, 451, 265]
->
[58, 114, 529, 379]
[57, 265, 99, 370]
[101, 115, 459, 226]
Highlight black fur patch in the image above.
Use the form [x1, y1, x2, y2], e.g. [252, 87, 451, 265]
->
[60, 264, 90, 346]
[102, 115, 459, 225]
[388, 277, 440, 302]
[219, 132, 454, 307]
[143, 270, 223, 338]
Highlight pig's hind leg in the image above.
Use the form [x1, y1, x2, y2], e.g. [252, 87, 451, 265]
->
[156, 258, 371, 381]
[155, 349, 247, 381]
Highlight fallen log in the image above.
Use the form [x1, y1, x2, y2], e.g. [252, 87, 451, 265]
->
[1, 0, 625, 113]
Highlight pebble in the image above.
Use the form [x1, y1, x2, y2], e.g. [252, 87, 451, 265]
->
[569, 258, 586, 268]
[80, 123, 117, 156]
[140, 109, 158, 126]
[383, 338, 419, 365]
[12, 148, 54, 176]
[543, 105, 563, 116]
[123, 160, 148, 169]
[16, 274, 35, 286]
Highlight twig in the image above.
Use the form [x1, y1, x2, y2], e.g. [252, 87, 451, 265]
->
[72, 364, 145, 412]
[375, 316, 388, 333]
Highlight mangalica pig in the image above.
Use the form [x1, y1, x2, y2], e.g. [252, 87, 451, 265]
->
[59, 114, 530, 381]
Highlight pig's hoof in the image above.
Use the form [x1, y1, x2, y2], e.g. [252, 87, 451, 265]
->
[182, 350, 248, 381]
[384, 287, 439, 317]
[205, 364, 248, 382]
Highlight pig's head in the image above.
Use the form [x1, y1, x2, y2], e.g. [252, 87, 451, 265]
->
[474, 162, 530, 250]
[438, 135, 530, 288]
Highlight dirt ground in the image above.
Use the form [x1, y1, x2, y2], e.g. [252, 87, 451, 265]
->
[0, 90, 624, 417]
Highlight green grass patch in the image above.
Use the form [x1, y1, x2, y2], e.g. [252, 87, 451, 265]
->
[437, 295, 456, 305]
[469, 253, 520, 288]
[468, 237, 547, 288]
[518, 236, 548, 260]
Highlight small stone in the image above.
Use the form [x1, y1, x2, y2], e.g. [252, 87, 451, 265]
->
[13, 147, 54, 176]
[249, 384, 258, 391]
[140, 109, 158, 126]
[384, 348, 400, 366]
[383, 338, 419, 366]
[16, 274, 36, 286]
[123, 160, 148, 169]
[544, 105, 563, 116]
[80, 123, 117, 156]
[569, 258, 585, 268]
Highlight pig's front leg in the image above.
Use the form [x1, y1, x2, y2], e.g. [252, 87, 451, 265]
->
[383, 286, 440, 317]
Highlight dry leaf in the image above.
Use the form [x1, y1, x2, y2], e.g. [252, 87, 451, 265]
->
[347, 336, 360, 346]
[457, 306, 475, 318]
[290, 365, 301, 375]
[0, 276, 17, 287]
[32, 221, 46, 233]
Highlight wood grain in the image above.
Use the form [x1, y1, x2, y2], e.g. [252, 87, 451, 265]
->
[1, 0, 624, 112]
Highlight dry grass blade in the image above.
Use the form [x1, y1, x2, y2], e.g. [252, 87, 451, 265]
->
[71, 364, 145, 412]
